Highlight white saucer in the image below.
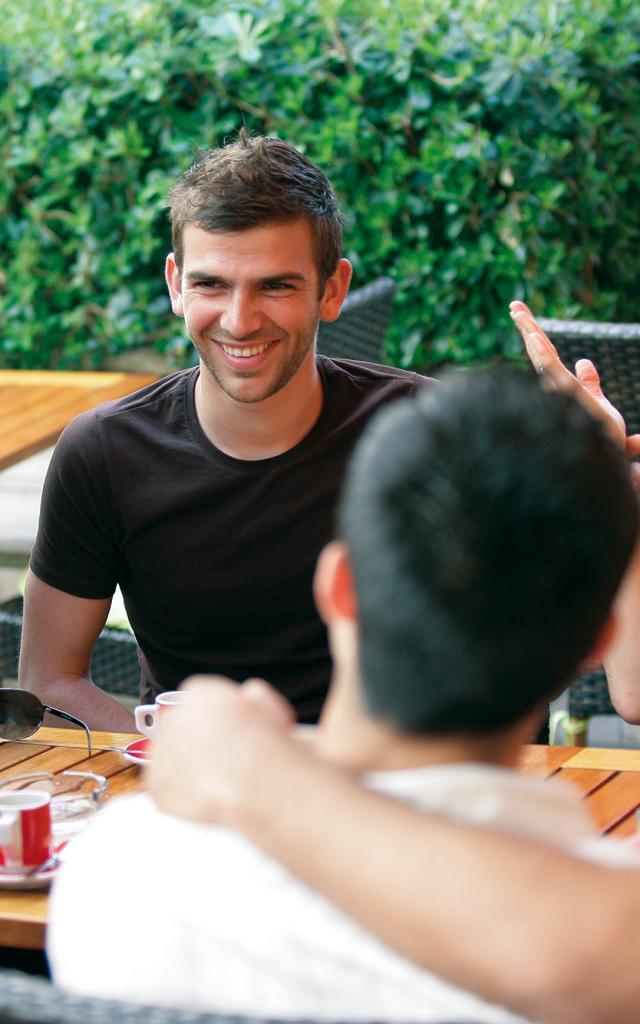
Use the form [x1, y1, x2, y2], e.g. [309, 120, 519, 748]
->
[0, 861, 59, 890]
[122, 738, 152, 766]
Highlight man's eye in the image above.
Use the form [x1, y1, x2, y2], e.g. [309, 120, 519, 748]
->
[264, 282, 292, 291]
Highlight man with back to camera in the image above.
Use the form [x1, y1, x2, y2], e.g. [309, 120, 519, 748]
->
[20, 132, 427, 729]
[138, 318, 640, 1024]
[49, 370, 640, 1021]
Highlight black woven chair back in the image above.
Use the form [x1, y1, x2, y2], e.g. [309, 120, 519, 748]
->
[567, 665, 614, 720]
[317, 277, 396, 362]
[0, 597, 22, 683]
[0, 966, 480, 1024]
[537, 317, 640, 729]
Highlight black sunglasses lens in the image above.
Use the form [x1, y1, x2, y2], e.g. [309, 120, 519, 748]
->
[0, 690, 43, 740]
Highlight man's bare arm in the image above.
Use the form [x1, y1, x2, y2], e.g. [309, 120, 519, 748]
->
[511, 301, 640, 721]
[148, 677, 640, 1024]
[601, 541, 640, 722]
[19, 571, 136, 731]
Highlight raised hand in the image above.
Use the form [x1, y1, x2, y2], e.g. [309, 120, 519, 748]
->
[509, 300, 640, 457]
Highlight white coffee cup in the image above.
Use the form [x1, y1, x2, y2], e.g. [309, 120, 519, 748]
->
[134, 691, 187, 740]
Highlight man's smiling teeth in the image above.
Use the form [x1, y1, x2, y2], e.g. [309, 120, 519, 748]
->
[220, 342, 272, 358]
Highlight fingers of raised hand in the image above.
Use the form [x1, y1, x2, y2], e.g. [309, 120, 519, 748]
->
[510, 310, 561, 375]
[574, 360, 627, 446]
[509, 307, 592, 405]
[522, 331, 578, 397]
[574, 359, 604, 397]
[508, 302, 631, 453]
[509, 300, 537, 322]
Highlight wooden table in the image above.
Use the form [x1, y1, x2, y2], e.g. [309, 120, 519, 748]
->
[1, 739, 640, 952]
[0, 370, 158, 471]
[0, 727, 142, 950]
[519, 743, 640, 836]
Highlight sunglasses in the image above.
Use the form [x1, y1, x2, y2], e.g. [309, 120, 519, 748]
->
[0, 689, 92, 756]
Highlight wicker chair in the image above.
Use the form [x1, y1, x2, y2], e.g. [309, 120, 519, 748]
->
[0, 967, 476, 1024]
[316, 277, 396, 362]
[536, 316, 640, 744]
[0, 968, 262, 1024]
[0, 596, 140, 699]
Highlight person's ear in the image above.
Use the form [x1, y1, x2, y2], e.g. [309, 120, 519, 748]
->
[319, 259, 352, 323]
[580, 613, 617, 670]
[313, 540, 358, 625]
[165, 253, 184, 318]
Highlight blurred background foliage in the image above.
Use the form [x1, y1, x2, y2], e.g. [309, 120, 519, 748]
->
[1, 0, 639, 370]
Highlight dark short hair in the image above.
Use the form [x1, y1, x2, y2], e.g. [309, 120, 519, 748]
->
[168, 134, 343, 291]
[339, 370, 638, 735]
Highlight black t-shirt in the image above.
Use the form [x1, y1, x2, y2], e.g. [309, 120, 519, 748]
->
[31, 357, 429, 721]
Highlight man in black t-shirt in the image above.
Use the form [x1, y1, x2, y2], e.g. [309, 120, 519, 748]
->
[22, 134, 427, 729]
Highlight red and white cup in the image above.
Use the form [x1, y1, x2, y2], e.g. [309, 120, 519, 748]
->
[134, 690, 187, 740]
[0, 791, 52, 871]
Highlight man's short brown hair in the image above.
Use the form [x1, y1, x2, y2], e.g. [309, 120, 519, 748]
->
[168, 134, 344, 292]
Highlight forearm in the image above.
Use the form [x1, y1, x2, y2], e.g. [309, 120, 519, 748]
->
[23, 672, 136, 732]
[604, 541, 640, 722]
[19, 572, 136, 732]
[19, 648, 136, 731]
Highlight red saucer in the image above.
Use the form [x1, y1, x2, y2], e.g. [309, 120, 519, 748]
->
[122, 737, 152, 766]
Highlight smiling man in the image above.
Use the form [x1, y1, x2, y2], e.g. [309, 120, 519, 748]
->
[20, 134, 427, 728]
[165, 220, 337, 458]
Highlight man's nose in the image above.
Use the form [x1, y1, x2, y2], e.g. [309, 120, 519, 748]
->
[219, 291, 262, 339]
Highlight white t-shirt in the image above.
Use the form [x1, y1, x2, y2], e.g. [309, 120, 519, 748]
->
[48, 761, 640, 1022]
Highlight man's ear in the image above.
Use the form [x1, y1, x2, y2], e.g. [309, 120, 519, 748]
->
[165, 253, 185, 318]
[580, 613, 617, 671]
[319, 259, 352, 324]
[313, 540, 358, 624]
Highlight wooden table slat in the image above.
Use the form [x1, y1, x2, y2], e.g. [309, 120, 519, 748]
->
[582, 772, 640, 833]
[105, 767, 143, 799]
[29, 727, 140, 750]
[0, 742, 51, 772]
[59, 749, 134, 777]
[608, 814, 639, 838]
[564, 747, 640, 772]
[0, 387, 67, 431]
[0, 746, 97, 780]
[2, 393, 125, 449]
[553, 766, 615, 796]
[0, 371, 157, 471]
[0, 899, 49, 950]
[517, 743, 580, 778]
[0, 371, 143, 387]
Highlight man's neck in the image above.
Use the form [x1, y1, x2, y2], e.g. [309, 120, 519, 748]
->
[316, 655, 530, 775]
[194, 354, 324, 461]
[315, 717, 523, 775]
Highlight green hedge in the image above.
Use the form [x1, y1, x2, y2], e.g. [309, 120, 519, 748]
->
[1, 0, 639, 370]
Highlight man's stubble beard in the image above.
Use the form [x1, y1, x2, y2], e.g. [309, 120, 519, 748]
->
[190, 319, 320, 405]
